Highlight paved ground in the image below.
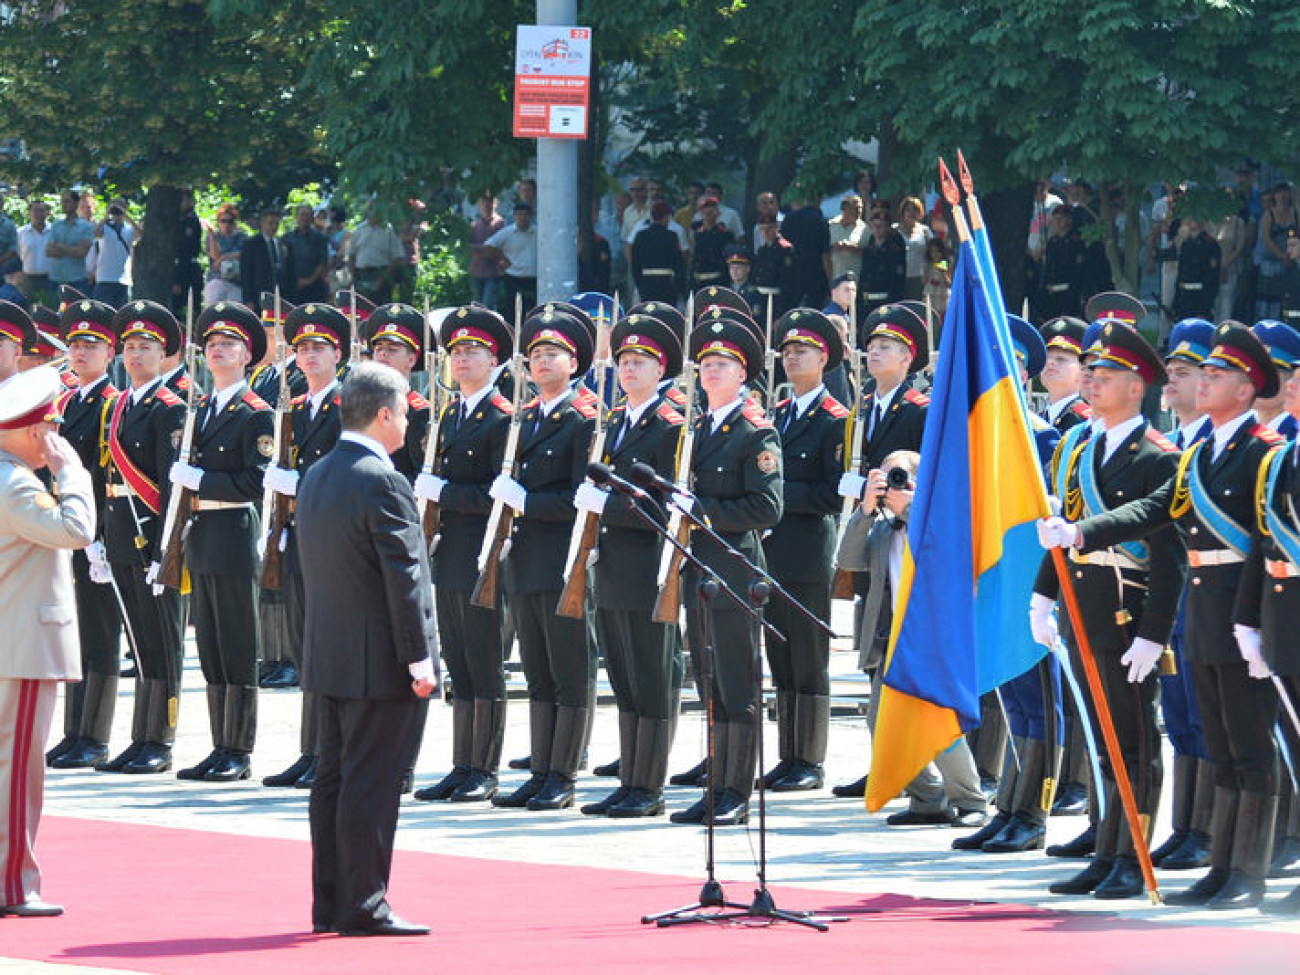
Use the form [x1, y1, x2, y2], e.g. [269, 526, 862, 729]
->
[9, 607, 1297, 971]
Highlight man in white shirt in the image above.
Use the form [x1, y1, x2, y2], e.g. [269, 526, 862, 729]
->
[92, 199, 137, 307]
[483, 202, 538, 314]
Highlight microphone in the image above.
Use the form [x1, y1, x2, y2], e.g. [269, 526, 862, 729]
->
[628, 461, 683, 497]
[587, 461, 649, 499]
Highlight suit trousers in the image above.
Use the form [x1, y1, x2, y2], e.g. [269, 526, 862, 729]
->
[435, 586, 505, 701]
[283, 557, 318, 754]
[597, 608, 676, 719]
[512, 591, 593, 708]
[0, 679, 56, 907]
[1192, 659, 1279, 794]
[763, 579, 831, 696]
[72, 550, 122, 676]
[190, 573, 260, 687]
[310, 693, 420, 930]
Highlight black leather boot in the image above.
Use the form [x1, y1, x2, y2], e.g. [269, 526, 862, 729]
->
[760, 690, 796, 788]
[179, 685, 227, 781]
[669, 756, 708, 788]
[46, 679, 85, 766]
[207, 685, 256, 782]
[1093, 855, 1144, 899]
[832, 774, 868, 799]
[581, 709, 636, 815]
[1051, 710, 1089, 815]
[609, 717, 672, 819]
[983, 739, 1048, 853]
[494, 701, 555, 808]
[123, 679, 174, 774]
[1046, 823, 1096, 858]
[773, 693, 827, 792]
[1166, 786, 1238, 905]
[52, 671, 116, 769]
[451, 698, 506, 803]
[593, 710, 635, 778]
[98, 678, 148, 772]
[708, 721, 754, 826]
[414, 698, 473, 801]
[528, 705, 584, 810]
[263, 753, 314, 787]
[1151, 754, 1198, 866]
[1163, 758, 1216, 870]
[1050, 784, 1119, 895]
[1208, 790, 1277, 910]
[1269, 785, 1300, 878]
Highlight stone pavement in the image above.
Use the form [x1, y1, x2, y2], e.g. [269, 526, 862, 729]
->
[22, 611, 1300, 962]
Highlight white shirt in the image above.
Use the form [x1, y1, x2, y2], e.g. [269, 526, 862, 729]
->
[77, 375, 109, 402]
[1101, 414, 1143, 464]
[208, 379, 246, 419]
[130, 377, 163, 406]
[788, 384, 825, 426]
[538, 389, 569, 419]
[621, 202, 654, 245]
[1175, 414, 1208, 448]
[96, 221, 135, 285]
[869, 383, 901, 434]
[1211, 410, 1256, 462]
[18, 223, 51, 275]
[457, 382, 494, 418]
[1046, 394, 1081, 426]
[709, 395, 745, 432]
[484, 223, 537, 278]
[308, 380, 339, 420]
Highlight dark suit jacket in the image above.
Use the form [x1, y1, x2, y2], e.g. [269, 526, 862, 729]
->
[298, 439, 437, 700]
[283, 387, 342, 577]
[187, 386, 274, 577]
[1079, 419, 1283, 665]
[432, 388, 512, 591]
[240, 234, 285, 312]
[763, 389, 848, 585]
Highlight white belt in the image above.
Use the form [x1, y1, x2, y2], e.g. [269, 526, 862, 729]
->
[642, 268, 675, 277]
[756, 286, 781, 296]
[1187, 548, 1244, 567]
[865, 292, 888, 301]
[1070, 548, 1143, 571]
[1285, 310, 1300, 320]
[1046, 283, 1070, 294]
[193, 500, 254, 513]
[106, 483, 143, 499]
[1179, 282, 1204, 291]
[1266, 558, 1300, 580]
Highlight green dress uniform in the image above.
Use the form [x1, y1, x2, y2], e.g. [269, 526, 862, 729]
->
[1075, 323, 1285, 909]
[414, 306, 515, 804]
[98, 301, 187, 776]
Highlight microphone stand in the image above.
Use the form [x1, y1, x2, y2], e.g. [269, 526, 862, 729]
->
[617, 489, 841, 931]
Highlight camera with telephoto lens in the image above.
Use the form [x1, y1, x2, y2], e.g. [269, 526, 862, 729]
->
[886, 466, 912, 491]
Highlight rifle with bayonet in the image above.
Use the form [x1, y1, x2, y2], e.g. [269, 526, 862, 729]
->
[764, 292, 777, 416]
[156, 301, 198, 589]
[831, 331, 866, 600]
[470, 294, 527, 609]
[260, 290, 292, 590]
[652, 294, 697, 624]
[419, 299, 448, 547]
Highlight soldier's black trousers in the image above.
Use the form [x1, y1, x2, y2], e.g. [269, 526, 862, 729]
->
[72, 549, 122, 676]
[597, 607, 676, 719]
[686, 604, 758, 724]
[1193, 659, 1279, 795]
[435, 586, 506, 701]
[190, 572, 260, 687]
[512, 590, 593, 708]
[763, 579, 831, 696]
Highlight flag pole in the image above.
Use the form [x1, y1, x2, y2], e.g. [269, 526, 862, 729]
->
[940, 155, 1160, 905]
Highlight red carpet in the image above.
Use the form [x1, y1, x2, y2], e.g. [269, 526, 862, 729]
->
[2, 817, 1295, 974]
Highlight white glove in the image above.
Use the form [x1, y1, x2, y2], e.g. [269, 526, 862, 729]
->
[670, 491, 696, 517]
[1029, 592, 1059, 648]
[838, 472, 868, 501]
[489, 474, 527, 514]
[573, 481, 608, 515]
[263, 465, 299, 497]
[1120, 637, 1164, 683]
[168, 462, 203, 492]
[1036, 516, 1079, 549]
[87, 541, 112, 585]
[146, 561, 164, 596]
[1234, 624, 1273, 680]
[414, 473, 447, 503]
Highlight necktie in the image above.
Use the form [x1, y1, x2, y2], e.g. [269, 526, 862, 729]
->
[201, 400, 214, 430]
[1172, 429, 1183, 450]
[269, 237, 280, 274]
[782, 405, 796, 434]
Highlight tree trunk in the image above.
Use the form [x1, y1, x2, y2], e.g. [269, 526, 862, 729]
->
[133, 184, 182, 305]
[980, 182, 1035, 316]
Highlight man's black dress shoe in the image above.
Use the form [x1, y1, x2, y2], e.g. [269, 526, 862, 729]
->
[338, 915, 430, 937]
[886, 809, 954, 826]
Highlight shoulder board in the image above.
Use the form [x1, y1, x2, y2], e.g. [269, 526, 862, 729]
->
[572, 395, 598, 418]
[291, 393, 309, 407]
[156, 387, 182, 407]
[55, 389, 75, 413]
[490, 391, 513, 414]
[777, 238, 793, 249]
[406, 390, 429, 410]
[332, 394, 341, 406]
[574, 386, 598, 406]
[1248, 423, 1285, 446]
[903, 389, 930, 407]
[1144, 428, 1178, 453]
[666, 386, 688, 406]
[174, 375, 192, 391]
[741, 399, 773, 428]
[775, 397, 792, 410]
[61, 371, 80, 390]
[1070, 401, 1093, 419]
[820, 398, 850, 418]
[656, 401, 684, 425]
[104, 383, 119, 398]
[241, 389, 271, 411]
[522, 395, 541, 410]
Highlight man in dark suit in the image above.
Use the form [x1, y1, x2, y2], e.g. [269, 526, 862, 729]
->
[240, 207, 286, 315]
[298, 361, 437, 938]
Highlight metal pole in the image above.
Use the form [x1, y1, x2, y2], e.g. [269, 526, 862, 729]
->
[535, 0, 579, 302]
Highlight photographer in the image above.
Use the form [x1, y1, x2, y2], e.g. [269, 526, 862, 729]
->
[92, 199, 137, 308]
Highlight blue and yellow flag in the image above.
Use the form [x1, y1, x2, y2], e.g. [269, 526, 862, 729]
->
[865, 220, 1051, 812]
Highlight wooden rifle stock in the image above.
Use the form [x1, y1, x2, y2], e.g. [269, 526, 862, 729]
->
[470, 506, 513, 609]
[418, 345, 447, 549]
[157, 307, 197, 590]
[652, 359, 696, 624]
[556, 512, 599, 619]
[831, 347, 867, 600]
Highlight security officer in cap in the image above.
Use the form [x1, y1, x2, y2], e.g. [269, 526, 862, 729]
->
[758, 309, 847, 792]
[45, 301, 123, 769]
[1170, 220, 1221, 324]
[364, 303, 432, 481]
[669, 314, 783, 826]
[573, 312, 686, 818]
[831, 301, 929, 798]
[170, 302, 273, 783]
[1149, 318, 1215, 871]
[261, 301, 351, 789]
[723, 244, 762, 315]
[96, 300, 186, 775]
[1031, 323, 1186, 899]
[1042, 322, 1285, 909]
[1037, 204, 1087, 324]
[1252, 320, 1300, 440]
[490, 306, 597, 811]
[752, 215, 799, 318]
[1235, 358, 1300, 915]
[412, 306, 516, 803]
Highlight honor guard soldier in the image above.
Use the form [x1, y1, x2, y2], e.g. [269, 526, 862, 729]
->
[1235, 364, 1300, 915]
[365, 303, 431, 481]
[251, 293, 306, 407]
[574, 312, 685, 818]
[752, 215, 799, 318]
[689, 196, 732, 290]
[1043, 323, 1285, 909]
[45, 301, 123, 769]
[1251, 321, 1300, 440]
[722, 245, 763, 315]
[171, 302, 273, 783]
[1037, 205, 1087, 323]
[261, 302, 351, 789]
[96, 300, 187, 775]
[758, 309, 847, 792]
[490, 307, 597, 811]
[1149, 319, 1215, 871]
[1039, 317, 1092, 434]
[412, 307, 515, 803]
[832, 302, 930, 799]
[0, 300, 37, 388]
[1031, 324, 1186, 899]
[669, 314, 783, 826]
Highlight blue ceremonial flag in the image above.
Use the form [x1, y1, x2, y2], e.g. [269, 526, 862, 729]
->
[866, 182, 1051, 812]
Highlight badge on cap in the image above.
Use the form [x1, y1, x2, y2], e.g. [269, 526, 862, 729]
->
[303, 324, 316, 335]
